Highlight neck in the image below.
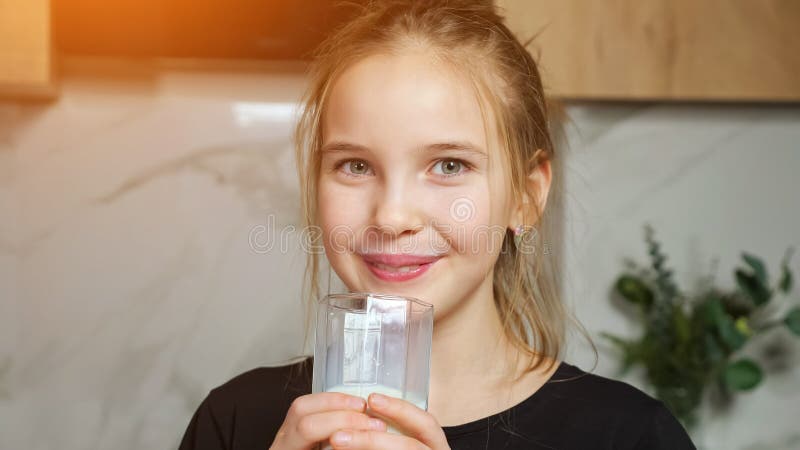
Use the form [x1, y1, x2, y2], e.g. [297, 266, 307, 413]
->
[427, 273, 520, 411]
[432, 291, 511, 376]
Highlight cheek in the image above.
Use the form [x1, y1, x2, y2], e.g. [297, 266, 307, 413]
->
[318, 180, 369, 260]
[433, 188, 503, 257]
[319, 180, 366, 227]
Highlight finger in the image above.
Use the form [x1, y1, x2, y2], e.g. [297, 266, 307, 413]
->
[287, 392, 367, 419]
[291, 410, 387, 446]
[366, 394, 447, 448]
[329, 429, 430, 450]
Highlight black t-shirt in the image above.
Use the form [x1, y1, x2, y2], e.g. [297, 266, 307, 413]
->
[178, 357, 695, 450]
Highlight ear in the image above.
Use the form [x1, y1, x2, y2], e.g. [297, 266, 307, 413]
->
[508, 150, 552, 231]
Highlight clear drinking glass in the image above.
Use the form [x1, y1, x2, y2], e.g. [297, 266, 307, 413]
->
[312, 292, 434, 443]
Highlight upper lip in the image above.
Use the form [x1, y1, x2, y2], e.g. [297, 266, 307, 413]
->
[360, 253, 443, 267]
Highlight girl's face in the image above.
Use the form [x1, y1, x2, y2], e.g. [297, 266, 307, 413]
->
[318, 51, 515, 318]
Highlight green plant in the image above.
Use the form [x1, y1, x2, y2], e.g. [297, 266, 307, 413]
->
[602, 224, 799, 428]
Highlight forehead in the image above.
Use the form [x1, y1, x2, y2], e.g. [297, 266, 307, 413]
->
[321, 52, 491, 151]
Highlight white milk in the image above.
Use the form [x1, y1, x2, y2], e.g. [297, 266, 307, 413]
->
[325, 384, 427, 435]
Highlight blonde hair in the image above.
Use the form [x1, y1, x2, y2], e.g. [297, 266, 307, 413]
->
[293, 0, 592, 381]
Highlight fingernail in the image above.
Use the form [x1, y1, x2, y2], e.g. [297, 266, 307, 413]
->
[369, 393, 387, 407]
[368, 418, 386, 430]
[331, 431, 352, 445]
[349, 397, 366, 410]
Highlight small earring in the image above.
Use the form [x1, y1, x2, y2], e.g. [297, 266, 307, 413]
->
[513, 225, 527, 247]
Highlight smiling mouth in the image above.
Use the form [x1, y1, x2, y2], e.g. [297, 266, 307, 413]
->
[359, 253, 442, 282]
[369, 263, 422, 273]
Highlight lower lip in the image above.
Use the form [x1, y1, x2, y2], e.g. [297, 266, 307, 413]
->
[362, 258, 438, 282]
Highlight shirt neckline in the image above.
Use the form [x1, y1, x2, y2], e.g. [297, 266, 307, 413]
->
[294, 357, 582, 438]
[440, 360, 575, 437]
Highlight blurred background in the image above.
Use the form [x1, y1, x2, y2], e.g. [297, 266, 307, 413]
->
[1, 1, 798, 449]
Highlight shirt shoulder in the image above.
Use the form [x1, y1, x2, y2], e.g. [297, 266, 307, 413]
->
[178, 356, 313, 450]
[546, 361, 659, 413]
[207, 356, 312, 411]
[533, 361, 696, 449]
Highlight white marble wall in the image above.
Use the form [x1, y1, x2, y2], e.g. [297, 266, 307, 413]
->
[0, 59, 317, 450]
[562, 103, 800, 449]
[0, 58, 798, 450]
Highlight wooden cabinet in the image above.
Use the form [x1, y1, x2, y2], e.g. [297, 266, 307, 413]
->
[1, 1, 798, 101]
[0, 0, 55, 99]
[497, 0, 800, 101]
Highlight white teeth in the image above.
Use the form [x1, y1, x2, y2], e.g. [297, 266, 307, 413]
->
[373, 263, 421, 273]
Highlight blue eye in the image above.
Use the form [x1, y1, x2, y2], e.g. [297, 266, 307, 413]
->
[432, 159, 468, 177]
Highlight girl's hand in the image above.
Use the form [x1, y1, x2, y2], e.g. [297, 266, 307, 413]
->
[269, 392, 389, 450]
[328, 393, 450, 450]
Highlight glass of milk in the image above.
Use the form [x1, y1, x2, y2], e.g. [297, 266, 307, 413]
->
[312, 292, 434, 443]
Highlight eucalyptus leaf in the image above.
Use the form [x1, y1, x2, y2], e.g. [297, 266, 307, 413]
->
[779, 267, 793, 294]
[779, 248, 794, 293]
[703, 299, 747, 351]
[615, 275, 654, 309]
[785, 307, 800, 336]
[717, 316, 747, 352]
[735, 269, 772, 306]
[701, 298, 725, 327]
[723, 359, 763, 391]
[742, 252, 768, 285]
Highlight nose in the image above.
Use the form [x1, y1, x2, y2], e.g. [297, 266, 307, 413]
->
[371, 176, 426, 241]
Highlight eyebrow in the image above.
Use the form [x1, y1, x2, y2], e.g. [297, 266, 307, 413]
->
[320, 140, 488, 158]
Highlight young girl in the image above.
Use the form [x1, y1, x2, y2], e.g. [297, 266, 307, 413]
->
[180, 1, 694, 449]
